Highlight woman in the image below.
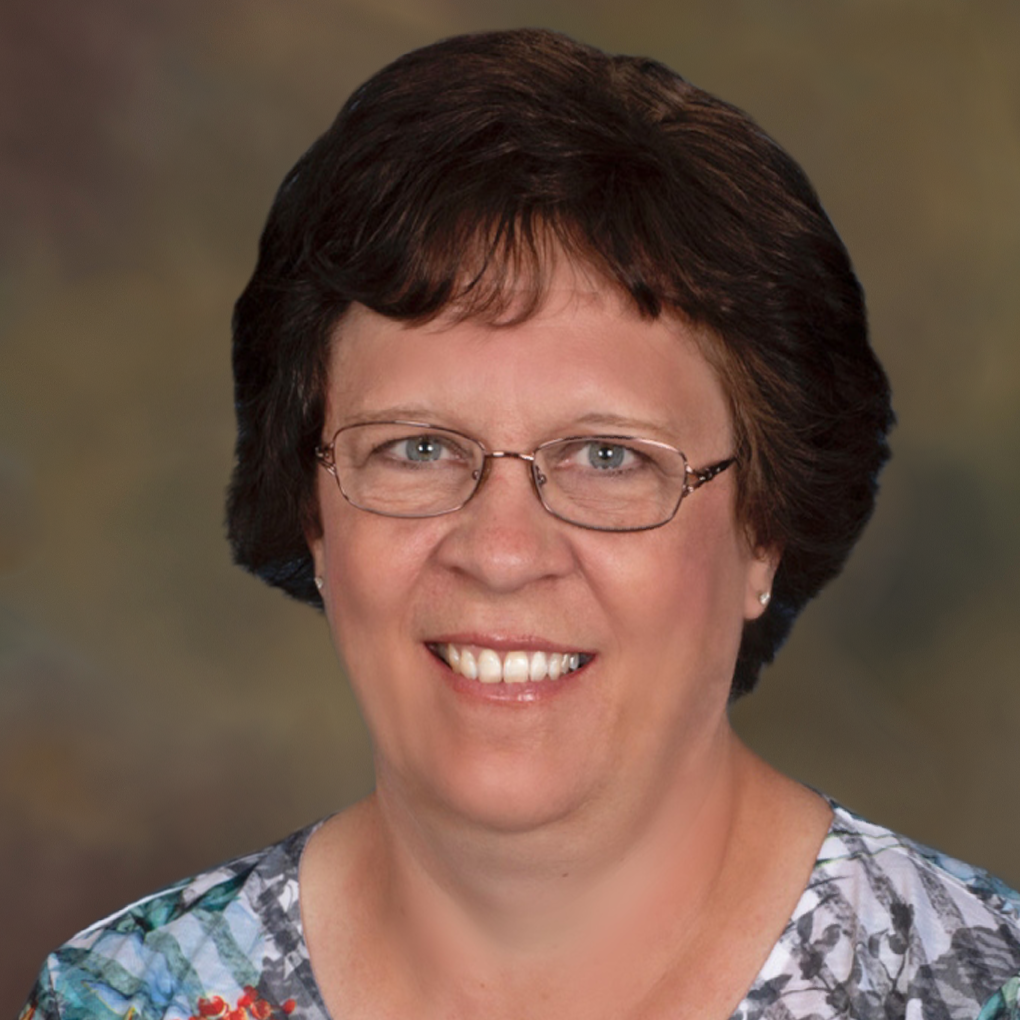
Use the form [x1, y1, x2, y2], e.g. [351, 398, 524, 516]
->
[22, 28, 1020, 1020]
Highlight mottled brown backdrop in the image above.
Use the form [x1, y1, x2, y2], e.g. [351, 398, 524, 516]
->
[2, 0, 1019, 1010]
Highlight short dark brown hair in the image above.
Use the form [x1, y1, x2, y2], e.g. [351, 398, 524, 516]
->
[227, 28, 893, 697]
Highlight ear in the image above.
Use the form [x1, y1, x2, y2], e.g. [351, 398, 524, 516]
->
[743, 545, 781, 620]
[308, 533, 325, 576]
[304, 507, 327, 595]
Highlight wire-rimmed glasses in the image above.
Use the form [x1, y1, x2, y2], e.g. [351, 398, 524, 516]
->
[315, 420, 735, 533]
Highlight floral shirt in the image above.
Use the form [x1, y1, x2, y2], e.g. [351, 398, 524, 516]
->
[19, 802, 1020, 1019]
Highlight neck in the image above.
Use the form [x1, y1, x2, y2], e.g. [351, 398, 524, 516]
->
[370, 721, 746, 960]
[302, 729, 832, 1020]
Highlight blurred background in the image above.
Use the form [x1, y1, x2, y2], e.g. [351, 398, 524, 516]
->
[2, 0, 1019, 1008]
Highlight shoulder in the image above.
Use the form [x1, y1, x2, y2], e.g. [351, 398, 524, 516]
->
[19, 825, 329, 1020]
[824, 803, 1020, 1016]
[823, 801, 1020, 922]
[737, 801, 1020, 1020]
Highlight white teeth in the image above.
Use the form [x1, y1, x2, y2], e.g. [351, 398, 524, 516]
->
[438, 644, 586, 683]
[477, 648, 502, 684]
[529, 651, 548, 682]
[503, 651, 530, 683]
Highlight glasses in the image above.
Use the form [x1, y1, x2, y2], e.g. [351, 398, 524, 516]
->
[315, 420, 735, 533]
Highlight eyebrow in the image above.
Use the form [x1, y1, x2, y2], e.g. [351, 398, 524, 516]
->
[567, 412, 675, 436]
[337, 407, 443, 427]
[340, 405, 669, 430]
[337, 407, 678, 441]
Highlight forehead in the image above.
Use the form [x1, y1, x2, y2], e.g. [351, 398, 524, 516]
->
[326, 268, 733, 451]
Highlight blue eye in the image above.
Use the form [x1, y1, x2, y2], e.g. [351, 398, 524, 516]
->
[403, 436, 444, 462]
[587, 442, 629, 470]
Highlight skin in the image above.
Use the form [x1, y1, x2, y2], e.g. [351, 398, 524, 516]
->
[303, 261, 832, 1020]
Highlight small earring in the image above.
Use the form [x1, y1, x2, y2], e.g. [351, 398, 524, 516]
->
[314, 576, 324, 591]
[758, 591, 771, 607]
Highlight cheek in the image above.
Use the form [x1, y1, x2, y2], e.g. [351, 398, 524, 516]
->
[323, 524, 407, 636]
[317, 501, 448, 659]
[587, 506, 751, 672]
[316, 513, 440, 747]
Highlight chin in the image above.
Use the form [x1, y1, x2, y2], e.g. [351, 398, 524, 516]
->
[452, 787, 588, 836]
[399, 747, 598, 835]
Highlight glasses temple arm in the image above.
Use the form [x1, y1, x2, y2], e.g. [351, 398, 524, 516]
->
[685, 457, 736, 491]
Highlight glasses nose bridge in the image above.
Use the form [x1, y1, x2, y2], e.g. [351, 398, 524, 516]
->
[486, 449, 536, 465]
[470, 448, 545, 511]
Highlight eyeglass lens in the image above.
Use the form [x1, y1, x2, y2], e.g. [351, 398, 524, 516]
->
[329, 423, 690, 530]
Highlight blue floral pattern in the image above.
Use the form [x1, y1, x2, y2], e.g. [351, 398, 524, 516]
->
[20, 802, 1020, 1019]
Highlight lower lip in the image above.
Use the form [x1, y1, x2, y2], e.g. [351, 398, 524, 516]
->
[427, 647, 592, 704]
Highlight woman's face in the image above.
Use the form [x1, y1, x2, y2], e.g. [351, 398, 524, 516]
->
[310, 268, 776, 834]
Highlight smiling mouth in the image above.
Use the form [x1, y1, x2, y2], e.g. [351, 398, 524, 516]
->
[427, 643, 594, 684]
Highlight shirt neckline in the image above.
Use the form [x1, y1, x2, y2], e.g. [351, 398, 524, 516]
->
[270, 804, 852, 1020]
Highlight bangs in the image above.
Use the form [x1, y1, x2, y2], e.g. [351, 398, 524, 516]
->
[321, 202, 674, 331]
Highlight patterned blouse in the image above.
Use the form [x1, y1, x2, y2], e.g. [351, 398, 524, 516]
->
[19, 802, 1020, 1019]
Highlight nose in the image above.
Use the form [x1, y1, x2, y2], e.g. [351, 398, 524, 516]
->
[432, 452, 574, 592]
